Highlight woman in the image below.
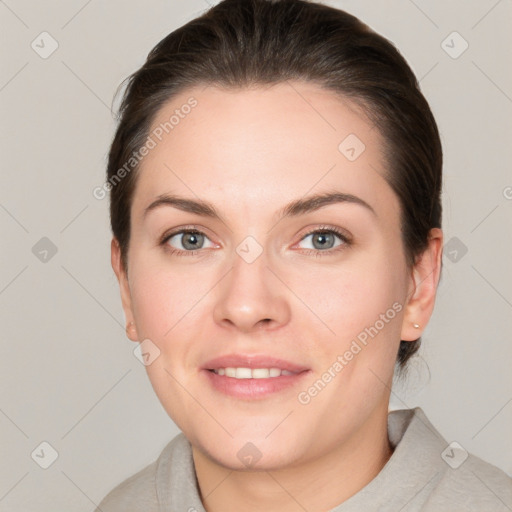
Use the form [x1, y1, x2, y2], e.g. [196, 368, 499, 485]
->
[97, 0, 512, 510]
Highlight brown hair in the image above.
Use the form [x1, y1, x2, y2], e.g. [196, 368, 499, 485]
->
[106, 0, 442, 369]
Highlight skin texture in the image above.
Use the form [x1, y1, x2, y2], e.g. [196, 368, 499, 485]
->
[111, 81, 443, 512]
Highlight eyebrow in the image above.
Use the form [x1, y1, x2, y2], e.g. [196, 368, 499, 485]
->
[143, 191, 376, 222]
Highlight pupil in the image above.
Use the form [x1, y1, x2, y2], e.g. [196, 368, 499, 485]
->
[314, 232, 333, 249]
[183, 232, 203, 250]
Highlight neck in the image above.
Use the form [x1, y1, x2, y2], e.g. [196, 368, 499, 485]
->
[192, 405, 393, 512]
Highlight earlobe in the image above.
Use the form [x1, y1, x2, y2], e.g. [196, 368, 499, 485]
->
[401, 228, 443, 342]
[125, 321, 138, 341]
[111, 238, 139, 342]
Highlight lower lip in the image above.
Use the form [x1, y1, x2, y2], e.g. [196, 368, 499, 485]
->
[202, 369, 311, 399]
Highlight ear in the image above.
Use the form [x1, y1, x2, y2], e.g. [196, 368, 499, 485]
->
[111, 238, 139, 342]
[401, 228, 443, 341]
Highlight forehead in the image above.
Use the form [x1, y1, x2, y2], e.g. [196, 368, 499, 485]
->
[131, 82, 398, 223]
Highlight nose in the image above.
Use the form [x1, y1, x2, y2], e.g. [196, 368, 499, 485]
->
[212, 247, 291, 333]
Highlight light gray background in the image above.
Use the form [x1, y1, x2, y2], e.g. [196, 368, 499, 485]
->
[1, 1, 511, 510]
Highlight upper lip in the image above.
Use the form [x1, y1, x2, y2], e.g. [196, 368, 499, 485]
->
[202, 354, 309, 373]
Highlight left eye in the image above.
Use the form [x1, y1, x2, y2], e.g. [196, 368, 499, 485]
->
[297, 230, 345, 251]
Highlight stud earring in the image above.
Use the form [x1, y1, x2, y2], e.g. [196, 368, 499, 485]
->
[413, 323, 420, 329]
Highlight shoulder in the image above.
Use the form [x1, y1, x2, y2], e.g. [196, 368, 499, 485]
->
[425, 451, 512, 511]
[392, 407, 512, 511]
[93, 433, 189, 512]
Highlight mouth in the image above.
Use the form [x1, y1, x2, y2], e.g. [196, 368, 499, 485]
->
[201, 354, 310, 399]
[208, 367, 297, 378]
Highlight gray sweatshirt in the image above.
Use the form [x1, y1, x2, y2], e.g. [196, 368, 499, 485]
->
[94, 407, 512, 511]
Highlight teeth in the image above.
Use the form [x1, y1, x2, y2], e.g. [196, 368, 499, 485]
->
[225, 367, 236, 377]
[236, 367, 252, 379]
[212, 367, 296, 378]
[253, 368, 270, 378]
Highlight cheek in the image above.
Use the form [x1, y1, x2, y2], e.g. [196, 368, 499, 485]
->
[127, 256, 208, 428]
[128, 252, 211, 340]
[289, 251, 405, 348]
[293, 261, 403, 412]
[130, 275, 172, 339]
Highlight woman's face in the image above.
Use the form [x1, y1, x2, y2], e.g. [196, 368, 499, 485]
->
[114, 82, 422, 470]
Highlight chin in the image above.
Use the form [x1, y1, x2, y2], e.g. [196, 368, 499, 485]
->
[195, 434, 304, 472]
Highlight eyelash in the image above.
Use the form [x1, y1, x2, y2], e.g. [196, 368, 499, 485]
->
[160, 225, 351, 258]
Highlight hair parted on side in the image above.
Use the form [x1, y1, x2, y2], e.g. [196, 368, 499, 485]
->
[106, 0, 442, 370]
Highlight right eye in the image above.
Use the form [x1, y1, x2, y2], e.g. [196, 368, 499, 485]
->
[162, 229, 216, 256]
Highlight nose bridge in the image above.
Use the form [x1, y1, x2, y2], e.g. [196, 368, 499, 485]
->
[212, 240, 290, 331]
